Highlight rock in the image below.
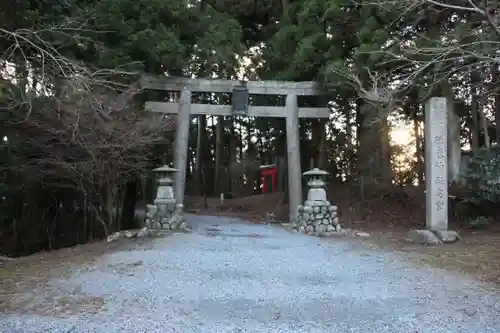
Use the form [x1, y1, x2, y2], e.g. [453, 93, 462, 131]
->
[355, 231, 370, 237]
[434, 230, 461, 243]
[137, 227, 149, 238]
[406, 229, 442, 245]
[170, 222, 179, 230]
[313, 206, 320, 213]
[179, 222, 191, 232]
[107, 232, 121, 243]
[335, 224, 342, 232]
[322, 219, 329, 224]
[321, 206, 327, 213]
[304, 206, 313, 214]
[333, 217, 339, 224]
[265, 212, 277, 224]
[326, 225, 335, 232]
[146, 204, 158, 219]
[0, 255, 14, 262]
[306, 225, 314, 234]
[298, 226, 306, 233]
[302, 213, 310, 221]
[328, 205, 337, 212]
[124, 230, 137, 238]
[315, 225, 325, 235]
[316, 213, 324, 220]
[297, 205, 304, 213]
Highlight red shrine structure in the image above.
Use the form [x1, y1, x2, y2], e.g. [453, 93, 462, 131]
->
[259, 164, 277, 193]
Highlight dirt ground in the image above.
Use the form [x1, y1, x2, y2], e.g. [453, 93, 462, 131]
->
[184, 187, 500, 286]
[0, 238, 157, 315]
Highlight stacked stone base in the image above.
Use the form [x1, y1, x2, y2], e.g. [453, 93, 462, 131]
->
[145, 204, 191, 232]
[145, 217, 190, 231]
[294, 203, 341, 236]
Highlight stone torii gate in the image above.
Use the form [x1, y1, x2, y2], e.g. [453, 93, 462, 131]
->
[140, 75, 329, 222]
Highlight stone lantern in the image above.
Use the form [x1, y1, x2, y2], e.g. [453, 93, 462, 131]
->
[153, 165, 177, 218]
[145, 165, 189, 232]
[295, 168, 341, 236]
[303, 168, 329, 205]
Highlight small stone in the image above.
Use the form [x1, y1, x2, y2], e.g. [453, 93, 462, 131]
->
[316, 213, 324, 220]
[406, 229, 442, 245]
[170, 222, 179, 230]
[153, 222, 161, 229]
[306, 225, 314, 234]
[124, 230, 137, 238]
[137, 226, 149, 238]
[297, 205, 304, 213]
[161, 223, 170, 230]
[304, 206, 313, 214]
[355, 231, 370, 237]
[316, 225, 325, 234]
[313, 220, 321, 226]
[298, 226, 306, 233]
[303, 213, 310, 221]
[330, 212, 337, 218]
[327, 225, 335, 232]
[434, 230, 461, 243]
[107, 232, 121, 243]
[320, 206, 328, 213]
[322, 219, 329, 224]
[333, 217, 339, 225]
[300, 221, 307, 228]
[335, 224, 342, 232]
[328, 205, 337, 212]
[179, 222, 190, 231]
[313, 206, 320, 213]
[266, 212, 277, 224]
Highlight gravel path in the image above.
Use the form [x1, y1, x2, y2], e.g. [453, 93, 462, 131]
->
[1, 214, 500, 332]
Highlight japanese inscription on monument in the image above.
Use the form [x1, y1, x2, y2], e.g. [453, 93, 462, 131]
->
[425, 97, 448, 231]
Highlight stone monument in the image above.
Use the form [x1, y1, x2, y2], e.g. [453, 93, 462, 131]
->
[145, 165, 190, 232]
[407, 97, 460, 244]
[293, 168, 341, 236]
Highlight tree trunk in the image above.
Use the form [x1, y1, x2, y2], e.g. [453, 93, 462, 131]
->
[470, 71, 481, 150]
[447, 100, 462, 184]
[410, 93, 424, 185]
[194, 116, 205, 195]
[492, 64, 500, 143]
[214, 116, 223, 194]
[229, 120, 239, 197]
[357, 101, 392, 193]
[311, 119, 327, 169]
[120, 180, 138, 230]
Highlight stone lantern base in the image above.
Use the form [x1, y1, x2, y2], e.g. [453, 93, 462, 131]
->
[145, 203, 191, 232]
[295, 202, 341, 236]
